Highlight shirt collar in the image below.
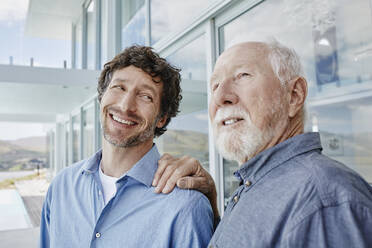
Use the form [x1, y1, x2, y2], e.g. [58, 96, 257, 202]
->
[234, 132, 322, 184]
[80, 149, 103, 174]
[80, 145, 160, 188]
[125, 144, 160, 187]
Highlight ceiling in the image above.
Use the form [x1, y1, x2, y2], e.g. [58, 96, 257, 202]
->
[0, 64, 100, 123]
[24, 0, 85, 40]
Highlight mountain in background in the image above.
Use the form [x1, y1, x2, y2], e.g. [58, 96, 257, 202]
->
[7, 136, 46, 153]
[0, 136, 47, 171]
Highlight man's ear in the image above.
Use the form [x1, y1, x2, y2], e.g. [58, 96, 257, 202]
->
[156, 115, 168, 128]
[287, 77, 307, 118]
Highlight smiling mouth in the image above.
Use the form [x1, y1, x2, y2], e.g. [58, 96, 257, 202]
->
[222, 118, 244, 126]
[110, 114, 137, 126]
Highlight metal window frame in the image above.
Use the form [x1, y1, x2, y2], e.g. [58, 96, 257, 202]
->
[95, 0, 102, 70]
[213, 0, 265, 215]
[71, 23, 76, 69]
[82, 2, 88, 69]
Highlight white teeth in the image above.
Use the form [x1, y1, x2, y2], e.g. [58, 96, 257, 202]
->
[224, 119, 239, 125]
[112, 115, 135, 125]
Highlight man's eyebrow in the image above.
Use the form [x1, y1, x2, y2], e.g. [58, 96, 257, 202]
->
[210, 73, 218, 83]
[111, 78, 127, 84]
[112, 78, 158, 94]
[139, 84, 157, 95]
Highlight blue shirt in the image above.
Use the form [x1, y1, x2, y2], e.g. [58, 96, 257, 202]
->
[40, 145, 213, 248]
[209, 132, 372, 248]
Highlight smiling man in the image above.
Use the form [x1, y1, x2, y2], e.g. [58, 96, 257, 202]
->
[39, 46, 213, 248]
[153, 40, 372, 247]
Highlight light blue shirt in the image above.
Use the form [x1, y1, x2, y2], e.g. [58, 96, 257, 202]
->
[40, 145, 213, 248]
[210, 132, 372, 247]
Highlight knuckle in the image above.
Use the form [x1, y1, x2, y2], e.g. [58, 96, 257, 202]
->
[174, 167, 183, 176]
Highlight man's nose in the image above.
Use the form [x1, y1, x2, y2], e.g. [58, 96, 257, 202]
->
[214, 80, 238, 106]
[119, 91, 137, 112]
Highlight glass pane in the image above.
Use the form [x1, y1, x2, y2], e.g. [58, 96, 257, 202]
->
[47, 130, 55, 170]
[72, 115, 80, 163]
[101, 0, 108, 68]
[121, 0, 145, 49]
[75, 17, 83, 69]
[156, 35, 209, 170]
[150, 0, 218, 44]
[87, 1, 96, 70]
[218, 0, 372, 185]
[65, 122, 70, 166]
[223, 159, 240, 208]
[83, 106, 95, 159]
[0, 1, 70, 68]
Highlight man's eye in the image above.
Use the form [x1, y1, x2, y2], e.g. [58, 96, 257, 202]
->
[212, 83, 219, 92]
[141, 95, 153, 101]
[113, 85, 125, 91]
[237, 72, 251, 78]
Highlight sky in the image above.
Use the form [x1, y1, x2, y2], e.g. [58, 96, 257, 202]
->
[0, 122, 50, 140]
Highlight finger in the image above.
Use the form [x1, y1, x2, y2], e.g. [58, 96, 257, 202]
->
[153, 153, 174, 186]
[176, 176, 209, 194]
[162, 164, 192, 193]
[154, 164, 178, 193]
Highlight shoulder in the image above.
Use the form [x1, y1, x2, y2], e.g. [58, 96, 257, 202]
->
[282, 151, 372, 233]
[167, 187, 212, 212]
[294, 151, 372, 205]
[47, 158, 91, 195]
[282, 200, 372, 247]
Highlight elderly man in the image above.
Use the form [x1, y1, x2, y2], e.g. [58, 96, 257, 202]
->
[40, 46, 213, 248]
[153, 40, 372, 247]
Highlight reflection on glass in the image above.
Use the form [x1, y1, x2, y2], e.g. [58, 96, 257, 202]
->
[121, 0, 145, 49]
[65, 122, 70, 166]
[150, 0, 218, 44]
[101, 0, 108, 68]
[0, 5, 70, 68]
[75, 17, 82, 69]
[83, 106, 95, 159]
[219, 0, 372, 183]
[156, 35, 209, 170]
[72, 115, 80, 163]
[87, 1, 96, 69]
[223, 159, 240, 208]
[46, 131, 55, 169]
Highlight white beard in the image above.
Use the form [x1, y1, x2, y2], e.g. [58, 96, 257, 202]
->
[213, 106, 275, 165]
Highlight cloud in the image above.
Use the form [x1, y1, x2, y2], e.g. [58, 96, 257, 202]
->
[0, 0, 29, 22]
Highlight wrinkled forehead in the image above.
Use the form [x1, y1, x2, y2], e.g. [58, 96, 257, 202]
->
[213, 42, 271, 74]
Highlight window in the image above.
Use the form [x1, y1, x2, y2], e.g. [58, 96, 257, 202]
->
[72, 114, 81, 163]
[217, 0, 372, 203]
[82, 105, 95, 159]
[87, 0, 96, 70]
[65, 121, 70, 166]
[121, 0, 146, 49]
[101, 0, 108, 67]
[150, 0, 218, 44]
[156, 35, 209, 170]
[75, 17, 83, 69]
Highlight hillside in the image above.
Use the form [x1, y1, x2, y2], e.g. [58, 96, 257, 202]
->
[0, 138, 47, 171]
[8, 136, 46, 153]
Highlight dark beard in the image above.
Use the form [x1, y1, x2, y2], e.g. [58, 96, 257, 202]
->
[103, 115, 159, 148]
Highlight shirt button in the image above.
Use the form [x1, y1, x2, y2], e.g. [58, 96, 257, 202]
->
[95, 232, 101, 238]
[233, 195, 239, 203]
[98, 191, 102, 196]
[245, 180, 251, 187]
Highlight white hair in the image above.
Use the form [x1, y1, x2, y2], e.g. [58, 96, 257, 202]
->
[266, 38, 304, 85]
[266, 38, 307, 123]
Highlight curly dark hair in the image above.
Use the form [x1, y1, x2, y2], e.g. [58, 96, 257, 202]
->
[97, 45, 182, 137]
